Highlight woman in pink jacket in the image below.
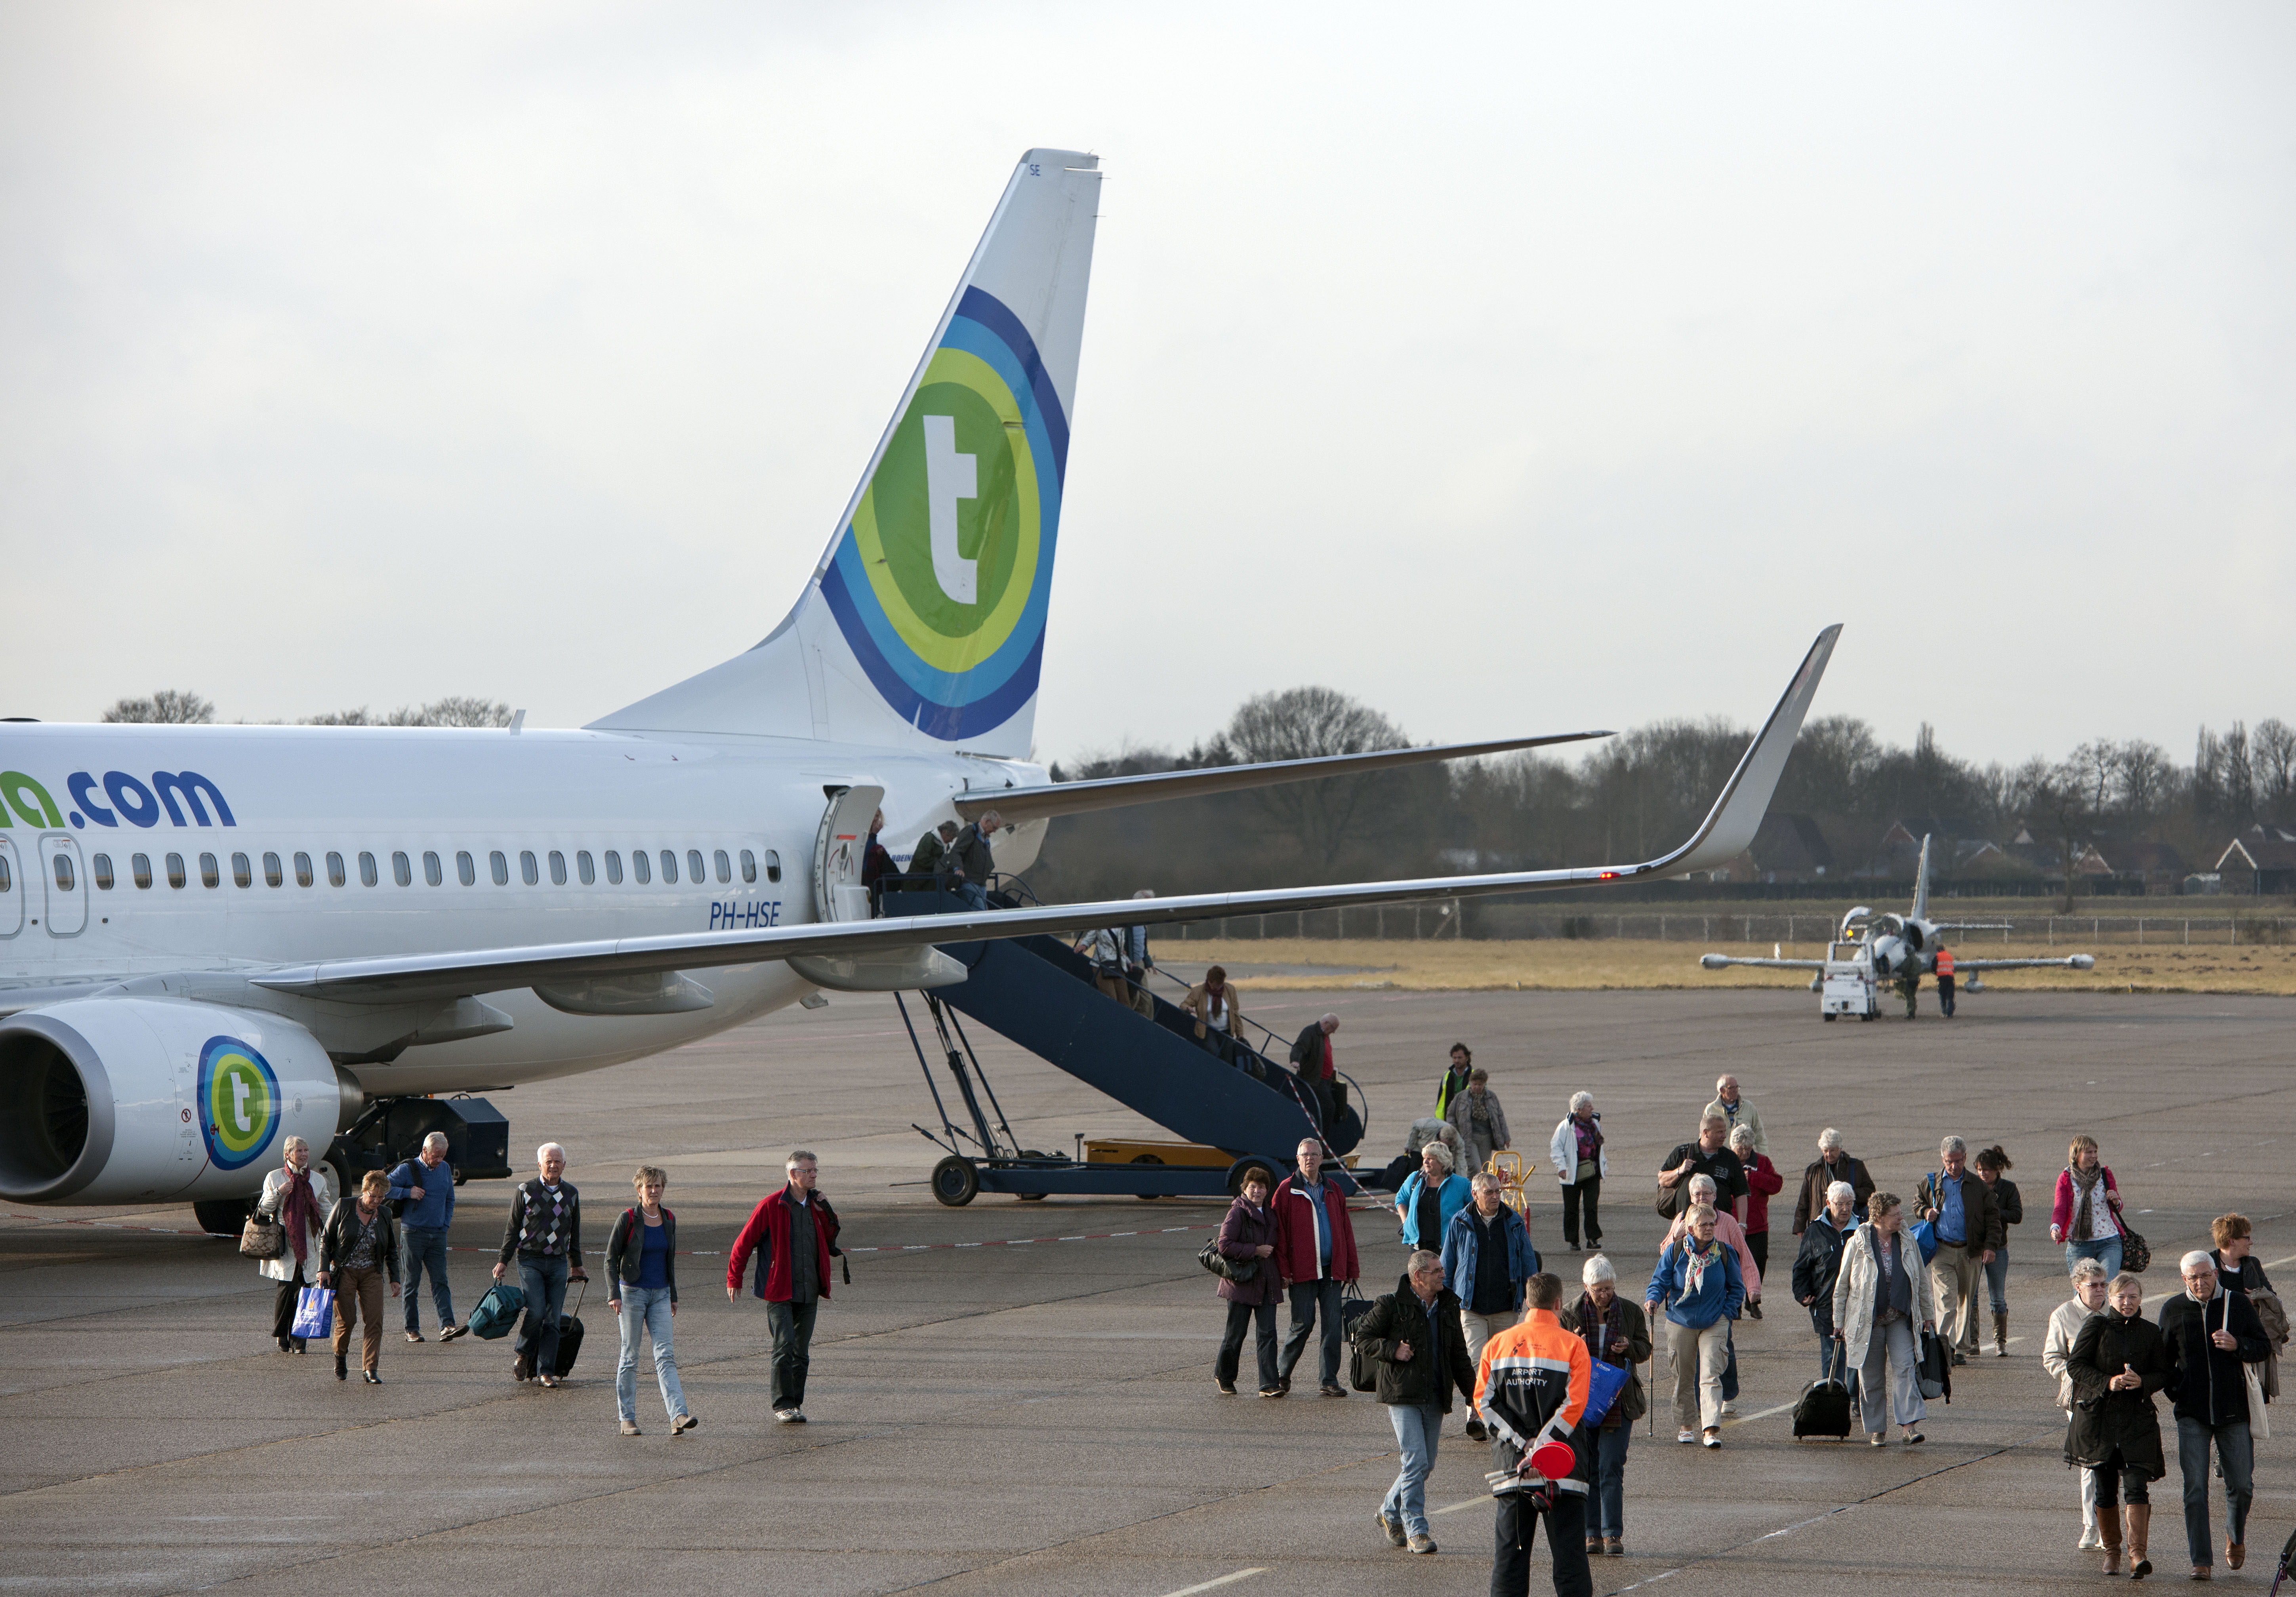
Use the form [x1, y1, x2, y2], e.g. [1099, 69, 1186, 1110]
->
[2051, 1134, 2126, 1281]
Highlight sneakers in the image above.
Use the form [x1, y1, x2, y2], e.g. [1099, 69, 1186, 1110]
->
[672, 1412, 700, 1435]
[1719, 1401, 1739, 1417]
[1701, 1430, 1720, 1448]
[1318, 1382, 1347, 1398]
[1215, 1382, 1238, 1396]
[2078, 1526, 2103, 1550]
[1407, 1533, 1437, 1555]
[439, 1324, 469, 1343]
[405, 1330, 424, 1344]
[361, 1370, 381, 1385]
[1275, 1375, 1293, 1396]
[1677, 1427, 1695, 1444]
[774, 1408, 807, 1424]
[1256, 1386, 1283, 1399]
[620, 1420, 641, 1436]
[1376, 1510, 1406, 1548]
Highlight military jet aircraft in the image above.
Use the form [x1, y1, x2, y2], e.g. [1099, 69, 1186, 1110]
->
[1698, 835, 2094, 1019]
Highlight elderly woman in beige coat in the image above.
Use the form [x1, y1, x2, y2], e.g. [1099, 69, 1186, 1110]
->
[1444, 1069, 1511, 1175]
[1831, 1191, 1937, 1445]
[255, 1135, 337, 1352]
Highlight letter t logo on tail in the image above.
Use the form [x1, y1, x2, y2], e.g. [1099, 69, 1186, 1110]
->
[922, 414, 978, 603]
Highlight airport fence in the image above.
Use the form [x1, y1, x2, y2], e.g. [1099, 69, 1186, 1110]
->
[1161, 905, 2296, 946]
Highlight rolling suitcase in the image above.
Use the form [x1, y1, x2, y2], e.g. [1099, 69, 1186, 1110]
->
[1792, 1377, 1853, 1439]
[466, 1280, 526, 1341]
[552, 1281, 587, 1378]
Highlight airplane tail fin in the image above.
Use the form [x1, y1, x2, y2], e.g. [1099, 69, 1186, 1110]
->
[1911, 834, 1933, 922]
[592, 150, 1102, 752]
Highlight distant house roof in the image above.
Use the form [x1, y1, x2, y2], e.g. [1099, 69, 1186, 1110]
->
[2092, 841, 2186, 877]
[1882, 816, 1983, 847]
[1751, 812, 1833, 875]
[2218, 833, 2296, 873]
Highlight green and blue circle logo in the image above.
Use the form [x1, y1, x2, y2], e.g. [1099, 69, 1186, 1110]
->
[822, 286, 1067, 741]
[198, 1036, 280, 1171]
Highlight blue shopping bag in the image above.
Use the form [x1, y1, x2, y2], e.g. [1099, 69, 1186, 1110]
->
[1581, 1357, 1631, 1428]
[291, 1284, 334, 1340]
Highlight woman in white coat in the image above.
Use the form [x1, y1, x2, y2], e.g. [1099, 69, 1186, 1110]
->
[1831, 1192, 1938, 1445]
[1550, 1092, 1608, 1252]
[255, 1136, 336, 1352]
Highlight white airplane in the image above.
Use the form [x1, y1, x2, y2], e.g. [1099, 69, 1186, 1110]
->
[1697, 834, 2094, 1018]
[0, 147, 1841, 1225]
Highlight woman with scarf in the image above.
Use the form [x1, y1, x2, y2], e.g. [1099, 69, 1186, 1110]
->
[1830, 1193, 1936, 1446]
[1549, 1092, 1607, 1252]
[1562, 1254, 1650, 1557]
[2051, 1135, 2126, 1280]
[2066, 1272, 2173, 1577]
[1181, 967, 1246, 1072]
[254, 1136, 337, 1353]
[1646, 1203, 1743, 1448]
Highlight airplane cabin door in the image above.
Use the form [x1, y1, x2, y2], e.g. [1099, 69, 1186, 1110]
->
[39, 836, 87, 936]
[812, 784, 884, 924]
[0, 839, 22, 935]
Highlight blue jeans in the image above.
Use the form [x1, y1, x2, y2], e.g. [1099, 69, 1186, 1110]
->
[767, 1296, 819, 1411]
[954, 880, 989, 910]
[1810, 1304, 1839, 1375]
[401, 1226, 452, 1331]
[1280, 1278, 1344, 1387]
[1588, 1423, 1630, 1538]
[515, 1254, 568, 1373]
[2065, 1236, 2124, 1280]
[1984, 1245, 2010, 1315]
[2177, 1416, 2253, 1567]
[1382, 1400, 1442, 1536]
[616, 1286, 687, 1423]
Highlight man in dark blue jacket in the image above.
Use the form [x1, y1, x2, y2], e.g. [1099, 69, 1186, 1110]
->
[1442, 1173, 1539, 1441]
[2161, 1251, 2271, 1578]
[388, 1133, 466, 1343]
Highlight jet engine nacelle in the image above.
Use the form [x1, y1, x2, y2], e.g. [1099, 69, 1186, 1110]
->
[0, 999, 356, 1205]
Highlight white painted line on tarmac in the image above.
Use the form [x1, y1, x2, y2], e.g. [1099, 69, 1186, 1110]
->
[1430, 1494, 1489, 1516]
[1159, 1570, 1267, 1597]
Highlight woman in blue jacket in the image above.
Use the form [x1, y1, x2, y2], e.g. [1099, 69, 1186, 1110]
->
[1394, 1141, 1471, 1252]
[1646, 1203, 1744, 1448]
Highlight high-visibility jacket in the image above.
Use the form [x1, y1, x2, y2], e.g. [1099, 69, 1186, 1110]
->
[1473, 1308, 1592, 1492]
[1934, 950, 1956, 977]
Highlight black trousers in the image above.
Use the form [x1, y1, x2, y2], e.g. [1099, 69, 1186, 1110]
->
[1491, 1480, 1592, 1597]
[1216, 1298, 1280, 1390]
[768, 1296, 819, 1410]
[1748, 1230, 1769, 1283]
[271, 1262, 311, 1342]
[1562, 1179, 1602, 1246]
[1937, 974, 1956, 1016]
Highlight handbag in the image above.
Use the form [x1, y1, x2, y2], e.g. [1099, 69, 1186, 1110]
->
[1196, 1236, 1258, 1285]
[1916, 1326, 1953, 1403]
[2246, 1360, 2270, 1440]
[290, 1284, 335, 1341]
[2109, 1197, 2151, 1273]
[239, 1210, 284, 1260]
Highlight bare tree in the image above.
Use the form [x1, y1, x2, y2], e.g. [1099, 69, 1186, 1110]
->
[2222, 721, 2256, 826]
[2114, 740, 2172, 833]
[101, 690, 214, 724]
[2027, 759, 2098, 913]
[2254, 718, 2296, 821]
[1219, 686, 1409, 867]
[302, 697, 514, 728]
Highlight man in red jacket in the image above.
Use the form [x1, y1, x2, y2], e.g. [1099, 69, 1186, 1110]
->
[1272, 1137, 1360, 1397]
[727, 1150, 839, 1423]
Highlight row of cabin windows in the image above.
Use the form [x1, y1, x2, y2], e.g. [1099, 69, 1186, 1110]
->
[48, 847, 784, 894]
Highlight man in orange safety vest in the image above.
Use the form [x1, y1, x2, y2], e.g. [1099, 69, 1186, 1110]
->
[1934, 945, 1957, 1020]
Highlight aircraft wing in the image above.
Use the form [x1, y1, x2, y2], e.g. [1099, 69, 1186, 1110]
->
[955, 730, 1611, 825]
[241, 626, 1838, 1006]
[1956, 955, 2096, 973]
[1697, 955, 1827, 972]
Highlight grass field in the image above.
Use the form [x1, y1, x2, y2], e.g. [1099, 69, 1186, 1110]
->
[1158, 937, 2296, 995]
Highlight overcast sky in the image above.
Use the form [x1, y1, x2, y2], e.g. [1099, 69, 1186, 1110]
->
[4, 4, 2289, 769]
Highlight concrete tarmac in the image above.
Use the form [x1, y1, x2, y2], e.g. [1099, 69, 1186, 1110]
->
[2, 985, 2291, 1595]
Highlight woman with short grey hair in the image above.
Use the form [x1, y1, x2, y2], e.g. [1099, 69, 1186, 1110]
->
[2045, 1257, 2115, 1549]
[1550, 1092, 1606, 1252]
[1395, 1139, 1469, 1252]
[1563, 1253, 1650, 1555]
